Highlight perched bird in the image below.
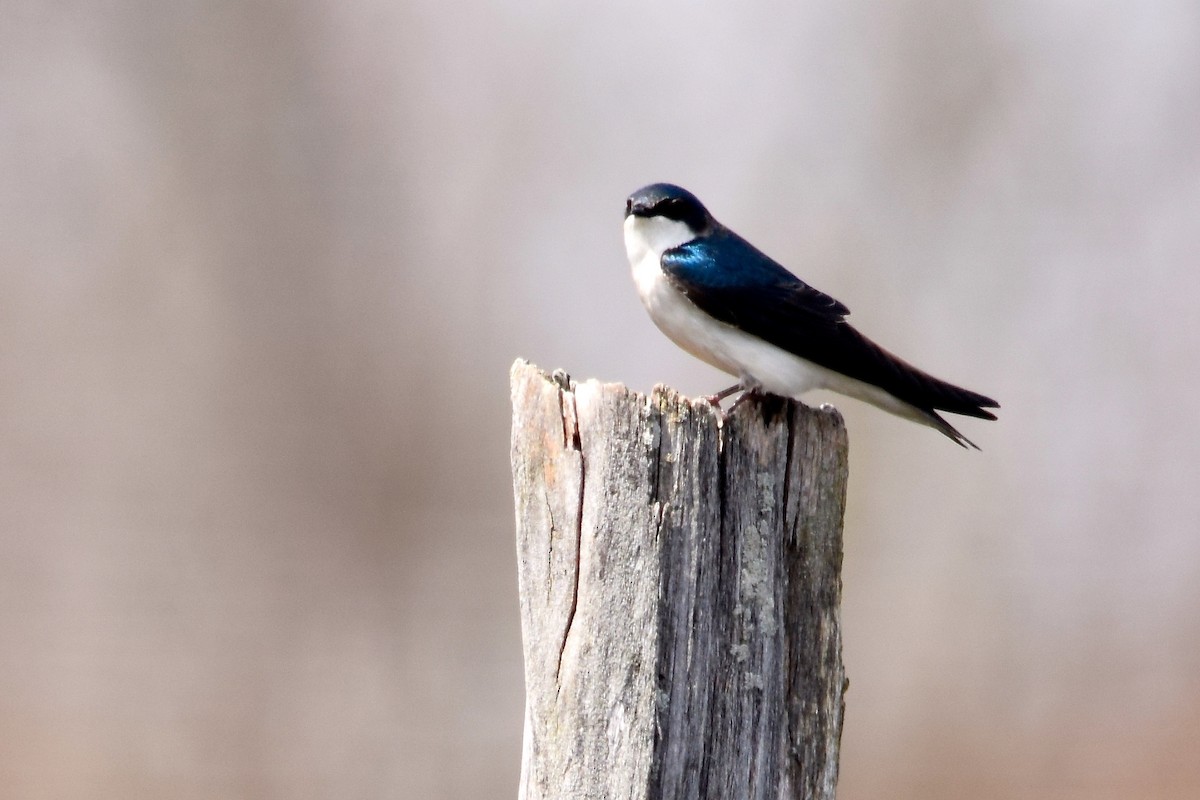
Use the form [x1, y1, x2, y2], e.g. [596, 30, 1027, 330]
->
[623, 182, 999, 448]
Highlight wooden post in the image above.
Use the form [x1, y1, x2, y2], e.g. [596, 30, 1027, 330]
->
[510, 360, 849, 800]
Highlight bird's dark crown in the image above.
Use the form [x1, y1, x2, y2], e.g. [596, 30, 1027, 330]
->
[625, 183, 711, 232]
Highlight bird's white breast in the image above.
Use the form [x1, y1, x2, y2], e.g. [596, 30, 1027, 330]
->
[623, 214, 829, 395]
[623, 213, 939, 428]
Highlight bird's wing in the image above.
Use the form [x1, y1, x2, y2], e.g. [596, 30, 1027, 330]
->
[659, 229, 849, 326]
[660, 231, 999, 423]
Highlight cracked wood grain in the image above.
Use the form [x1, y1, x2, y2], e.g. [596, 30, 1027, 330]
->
[511, 360, 849, 800]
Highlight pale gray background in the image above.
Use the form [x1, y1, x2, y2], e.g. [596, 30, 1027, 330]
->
[3, 1, 1199, 798]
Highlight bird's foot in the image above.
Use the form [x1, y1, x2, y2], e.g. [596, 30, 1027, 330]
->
[702, 383, 743, 407]
[727, 380, 764, 413]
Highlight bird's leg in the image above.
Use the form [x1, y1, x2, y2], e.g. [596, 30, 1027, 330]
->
[727, 378, 764, 412]
[702, 383, 743, 407]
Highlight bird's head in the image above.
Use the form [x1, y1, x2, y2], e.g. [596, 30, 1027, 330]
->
[624, 183, 712, 263]
[625, 183, 711, 232]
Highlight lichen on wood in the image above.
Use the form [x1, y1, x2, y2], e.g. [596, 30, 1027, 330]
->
[511, 360, 849, 800]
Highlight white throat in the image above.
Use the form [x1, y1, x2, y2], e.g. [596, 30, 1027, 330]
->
[623, 214, 694, 268]
[622, 206, 942, 432]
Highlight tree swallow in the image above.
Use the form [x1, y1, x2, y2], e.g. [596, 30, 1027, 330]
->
[623, 182, 999, 448]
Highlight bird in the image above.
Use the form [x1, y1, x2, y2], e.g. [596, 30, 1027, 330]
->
[623, 182, 999, 448]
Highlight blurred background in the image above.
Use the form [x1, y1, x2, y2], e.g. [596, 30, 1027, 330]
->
[2, 1, 1199, 797]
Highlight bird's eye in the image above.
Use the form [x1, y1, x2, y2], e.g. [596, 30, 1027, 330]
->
[656, 197, 703, 229]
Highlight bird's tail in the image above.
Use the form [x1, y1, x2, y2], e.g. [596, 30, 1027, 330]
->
[922, 409, 985, 450]
[841, 327, 999, 448]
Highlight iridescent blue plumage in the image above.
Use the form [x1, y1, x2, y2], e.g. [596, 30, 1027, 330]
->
[624, 182, 999, 447]
[662, 229, 849, 314]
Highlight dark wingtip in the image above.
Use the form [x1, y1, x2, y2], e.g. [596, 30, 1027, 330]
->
[935, 387, 999, 421]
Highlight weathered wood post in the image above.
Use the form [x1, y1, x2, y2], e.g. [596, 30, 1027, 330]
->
[510, 360, 849, 800]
